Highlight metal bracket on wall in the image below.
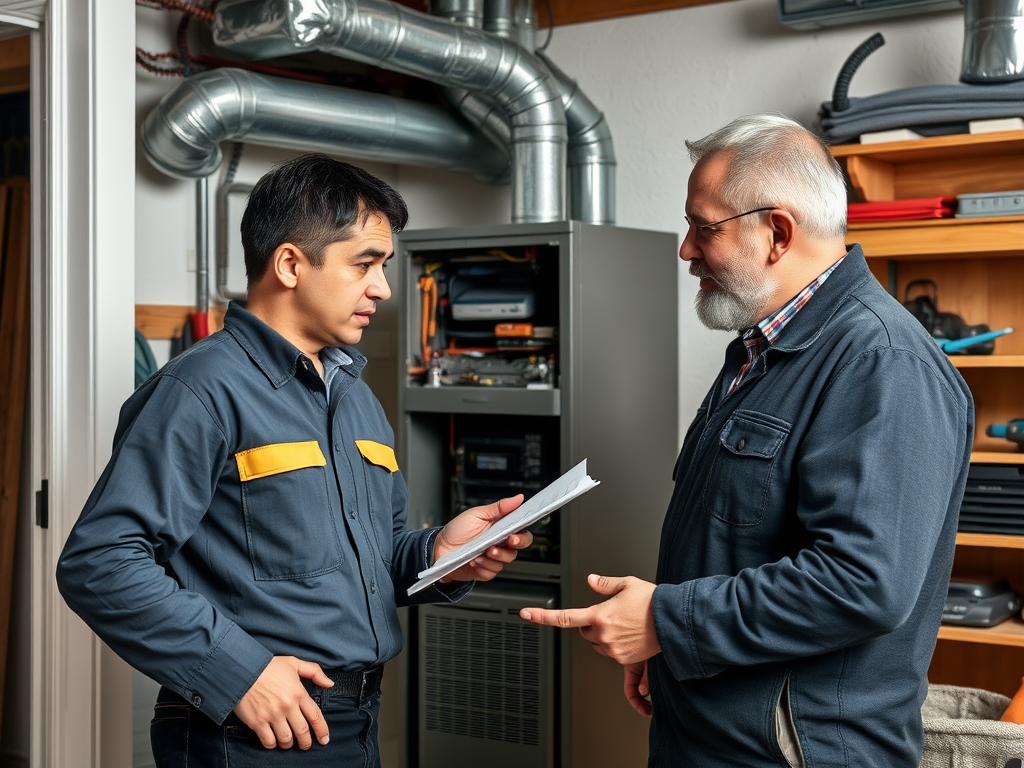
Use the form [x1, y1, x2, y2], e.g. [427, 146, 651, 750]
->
[216, 181, 252, 304]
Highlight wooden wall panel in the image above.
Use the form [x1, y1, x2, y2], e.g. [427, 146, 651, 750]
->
[545, 0, 724, 26]
[393, 0, 724, 27]
[135, 304, 227, 340]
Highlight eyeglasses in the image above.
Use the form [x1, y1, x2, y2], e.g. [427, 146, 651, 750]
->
[684, 207, 777, 239]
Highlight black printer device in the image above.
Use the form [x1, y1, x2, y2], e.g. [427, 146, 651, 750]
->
[942, 578, 1021, 628]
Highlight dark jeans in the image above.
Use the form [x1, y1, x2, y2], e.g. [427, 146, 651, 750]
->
[151, 680, 381, 768]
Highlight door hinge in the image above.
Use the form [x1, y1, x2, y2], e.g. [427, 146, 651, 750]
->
[36, 479, 48, 529]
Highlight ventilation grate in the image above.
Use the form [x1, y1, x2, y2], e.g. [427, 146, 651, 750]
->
[423, 614, 542, 746]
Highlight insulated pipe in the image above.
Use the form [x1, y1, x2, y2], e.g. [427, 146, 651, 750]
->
[213, 0, 567, 223]
[141, 68, 510, 183]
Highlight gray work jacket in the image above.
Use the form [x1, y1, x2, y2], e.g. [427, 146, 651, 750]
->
[650, 246, 974, 767]
[57, 303, 464, 724]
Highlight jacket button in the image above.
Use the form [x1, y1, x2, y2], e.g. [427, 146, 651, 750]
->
[736, 438, 746, 451]
[191, 694, 202, 707]
[371, 582, 377, 594]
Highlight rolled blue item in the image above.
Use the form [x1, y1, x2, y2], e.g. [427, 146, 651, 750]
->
[989, 424, 1009, 438]
[936, 327, 1014, 353]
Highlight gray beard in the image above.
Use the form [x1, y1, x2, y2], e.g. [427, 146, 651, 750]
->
[691, 258, 778, 332]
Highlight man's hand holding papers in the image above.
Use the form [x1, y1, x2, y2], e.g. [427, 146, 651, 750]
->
[409, 460, 601, 596]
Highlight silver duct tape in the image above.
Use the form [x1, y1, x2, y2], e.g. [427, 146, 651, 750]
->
[962, 0, 1024, 82]
[213, 0, 567, 223]
[141, 68, 510, 183]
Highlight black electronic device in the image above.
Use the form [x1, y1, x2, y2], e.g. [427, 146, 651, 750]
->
[903, 279, 995, 354]
[942, 578, 1021, 627]
[959, 463, 1024, 535]
[452, 422, 560, 564]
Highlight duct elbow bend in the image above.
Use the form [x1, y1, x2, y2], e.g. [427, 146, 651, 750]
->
[142, 69, 253, 180]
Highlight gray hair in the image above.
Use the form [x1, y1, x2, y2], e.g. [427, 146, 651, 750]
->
[685, 114, 848, 240]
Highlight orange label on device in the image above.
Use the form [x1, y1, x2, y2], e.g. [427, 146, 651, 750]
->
[495, 323, 533, 337]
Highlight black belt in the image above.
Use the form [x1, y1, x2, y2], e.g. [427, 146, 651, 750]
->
[318, 666, 383, 700]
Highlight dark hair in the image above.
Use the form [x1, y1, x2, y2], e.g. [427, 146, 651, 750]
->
[241, 153, 409, 284]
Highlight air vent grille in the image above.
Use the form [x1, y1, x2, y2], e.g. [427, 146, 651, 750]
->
[423, 614, 542, 745]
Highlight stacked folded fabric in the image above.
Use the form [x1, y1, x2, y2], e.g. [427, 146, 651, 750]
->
[847, 197, 957, 223]
[820, 81, 1024, 145]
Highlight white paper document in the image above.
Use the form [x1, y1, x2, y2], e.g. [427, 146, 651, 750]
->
[407, 459, 600, 596]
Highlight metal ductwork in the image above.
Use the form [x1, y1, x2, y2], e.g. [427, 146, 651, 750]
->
[141, 67, 510, 183]
[961, 0, 1024, 83]
[212, 0, 567, 224]
[536, 51, 616, 225]
[431, 0, 616, 224]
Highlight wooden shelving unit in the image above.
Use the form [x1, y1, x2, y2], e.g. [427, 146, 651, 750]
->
[938, 619, 1024, 648]
[832, 132, 1024, 697]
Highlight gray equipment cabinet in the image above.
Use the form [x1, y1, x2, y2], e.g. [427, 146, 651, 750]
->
[395, 221, 679, 768]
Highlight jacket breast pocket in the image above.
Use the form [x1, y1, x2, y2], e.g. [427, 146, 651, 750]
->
[236, 441, 343, 580]
[356, 439, 397, 564]
[701, 412, 789, 527]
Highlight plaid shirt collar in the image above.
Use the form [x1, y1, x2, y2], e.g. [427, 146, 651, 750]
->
[728, 256, 845, 394]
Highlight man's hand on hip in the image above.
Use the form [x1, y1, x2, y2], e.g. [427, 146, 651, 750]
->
[434, 494, 532, 583]
[519, 574, 661, 664]
[234, 656, 334, 750]
[624, 661, 652, 716]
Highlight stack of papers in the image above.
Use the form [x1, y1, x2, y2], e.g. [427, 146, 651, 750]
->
[407, 459, 600, 596]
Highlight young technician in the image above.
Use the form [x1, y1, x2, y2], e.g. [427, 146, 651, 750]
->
[521, 114, 974, 767]
[57, 154, 531, 767]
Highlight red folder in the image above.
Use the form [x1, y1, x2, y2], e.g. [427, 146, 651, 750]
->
[848, 197, 956, 223]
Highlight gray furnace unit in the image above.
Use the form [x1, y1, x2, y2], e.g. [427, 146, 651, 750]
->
[396, 222, 679, 768]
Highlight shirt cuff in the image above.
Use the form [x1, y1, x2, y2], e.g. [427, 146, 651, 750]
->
[424, 528, 474, 602]
[652, 581, 709, 681]
[182, 622, 273, 725]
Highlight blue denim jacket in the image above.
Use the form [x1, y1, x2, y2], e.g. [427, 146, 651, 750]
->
[649, 247, 973, 767]
[57, 303, 465, 724]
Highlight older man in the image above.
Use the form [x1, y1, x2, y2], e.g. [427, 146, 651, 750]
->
[522, 114, 973, 767]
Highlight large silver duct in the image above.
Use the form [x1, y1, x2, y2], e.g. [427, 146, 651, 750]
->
[961, 0, 1024, 82]
[141, 67, 510, 182]
[536, 50, 616, 225]
[212, 0, 567, 223]
[433, 0, 617, 224]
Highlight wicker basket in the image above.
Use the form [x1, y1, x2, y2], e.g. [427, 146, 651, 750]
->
[920, 684, 1024, 768]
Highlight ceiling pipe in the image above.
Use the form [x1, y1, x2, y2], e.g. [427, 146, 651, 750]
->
[212, 0, 568, 224]
[140, 67, 510, 183]
[434, 0, 617, 224]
